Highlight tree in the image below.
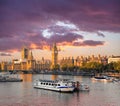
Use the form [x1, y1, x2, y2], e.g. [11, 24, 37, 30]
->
[79, 62, 105, 73]
[112, 62, 120, 72]
[52, 64, 60, 70]
[61, 64, 68, 71]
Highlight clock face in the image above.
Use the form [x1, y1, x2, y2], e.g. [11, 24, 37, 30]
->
[55, 51, 58, 53]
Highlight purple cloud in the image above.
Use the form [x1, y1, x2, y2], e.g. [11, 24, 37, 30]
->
[48, 33, 83, 44]
[0, 0, 120, 32]
[0, 0, 118, 52]
[73, 40, 105, 46]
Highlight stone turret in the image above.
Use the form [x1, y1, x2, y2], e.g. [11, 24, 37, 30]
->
[21, 46, 29, 60]
[28, 51, 33, 60]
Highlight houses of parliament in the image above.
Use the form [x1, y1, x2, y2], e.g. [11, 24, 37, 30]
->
[0, 43, 120, 72]
[0, 43, 58, 71]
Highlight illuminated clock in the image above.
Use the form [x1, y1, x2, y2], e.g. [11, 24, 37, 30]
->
[55, 51, 58, 53]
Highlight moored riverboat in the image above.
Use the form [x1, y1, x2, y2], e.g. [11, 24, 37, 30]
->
[92, 75, 113, 82]
[34, 79, 90, 92]
[33, 79, 75, 93]
[0, 73, 23, 82]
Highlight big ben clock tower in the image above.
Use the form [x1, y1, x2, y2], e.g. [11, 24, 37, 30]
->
[51, 43, 58, 69]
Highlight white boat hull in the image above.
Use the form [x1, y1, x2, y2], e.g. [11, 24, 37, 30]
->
[34, 86, 74, 92]
[92, 77, 113, 82]
[33, 80, 75, 93]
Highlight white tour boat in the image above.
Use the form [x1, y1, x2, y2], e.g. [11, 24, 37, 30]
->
[33, 79, 75, 93]
[0, 72, 23, 82]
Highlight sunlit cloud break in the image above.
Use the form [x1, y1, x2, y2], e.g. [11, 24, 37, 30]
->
[56, 21, 78, 30]
[0, 20, 105, 52]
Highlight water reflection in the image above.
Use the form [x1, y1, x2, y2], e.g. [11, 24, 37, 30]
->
[0, 74, 120, 106]
[51, 75, 58, 80]
[74, 76, 83, 81]
[20, 74, 32, 82]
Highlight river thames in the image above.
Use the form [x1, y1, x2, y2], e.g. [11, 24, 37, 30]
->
[0, 74, 120, 106]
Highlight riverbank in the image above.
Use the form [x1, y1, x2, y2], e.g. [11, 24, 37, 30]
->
[35, 71, 95, 76]
[1, 70, 120, 78]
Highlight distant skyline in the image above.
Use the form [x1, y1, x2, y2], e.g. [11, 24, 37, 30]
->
[0, 0, 120, 61]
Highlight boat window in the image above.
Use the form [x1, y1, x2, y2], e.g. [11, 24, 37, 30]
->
[49, 83, 51, 85]
[46, 83, 48, 85]
[41, 83, 43, 84]
[52, 84, 54, 86]
[58, 84, 60, 86]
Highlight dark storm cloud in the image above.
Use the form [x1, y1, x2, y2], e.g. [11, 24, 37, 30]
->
[47, 25, 75, 35]
[73, 40, 105, 46]
[0, 33, 13, 38]
[0, 0, 120, 31]
[0, 37, 26, 52]
[48, 33, 83, 44]
[0, 0, 119, 52]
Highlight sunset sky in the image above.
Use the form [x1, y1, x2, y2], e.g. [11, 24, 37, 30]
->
[0, 0, 120, 61]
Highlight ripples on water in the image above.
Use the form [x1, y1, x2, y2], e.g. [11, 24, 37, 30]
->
[0, 74, 120, 106]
